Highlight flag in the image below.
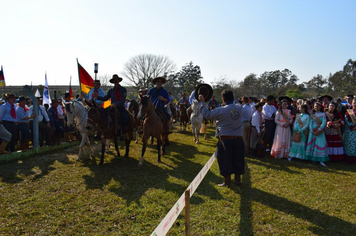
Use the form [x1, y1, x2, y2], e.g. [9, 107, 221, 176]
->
[103, 99, 111, 108]
[43, 73, 51, 105]
[77, 59, 94, 94]
[69, 76, 73, 99]
[0, 65, 5, 87]
[35, 89, 41, 98]
[30, 81, 33, 91]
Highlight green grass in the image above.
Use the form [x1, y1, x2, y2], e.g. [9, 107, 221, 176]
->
[1, 126, 356, 235]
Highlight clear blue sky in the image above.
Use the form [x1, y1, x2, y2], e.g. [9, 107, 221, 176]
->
[1, 0, 355, 87]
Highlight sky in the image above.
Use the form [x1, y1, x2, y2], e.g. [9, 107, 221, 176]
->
[1, 0, 356, 88]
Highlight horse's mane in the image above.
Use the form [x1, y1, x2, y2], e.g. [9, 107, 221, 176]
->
[141, 96, 149, 106]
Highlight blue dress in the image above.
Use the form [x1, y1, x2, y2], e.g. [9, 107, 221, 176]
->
[289, 113, 310, 159]
[305, 112, 329, 162]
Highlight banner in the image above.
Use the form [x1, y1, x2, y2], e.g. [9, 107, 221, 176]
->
[69, 76, 74, 99]
[0, 65, 5, 87]
[43, 73, 51, 105]
[77, 59, 94, 94]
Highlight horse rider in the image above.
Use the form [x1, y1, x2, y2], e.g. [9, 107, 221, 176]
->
[0, 93, 19, 152]
[178, 92, 190, 108]
[147, 76, 171, 133]
[199, 89, 245, 188]
[94, 74, 130, 140]
[138, 88, 148, 102]
[208, 94, 220, 109]
[81, 79, 105, 107]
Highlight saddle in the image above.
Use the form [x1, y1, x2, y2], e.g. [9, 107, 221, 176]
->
[155, 107, 169, 134]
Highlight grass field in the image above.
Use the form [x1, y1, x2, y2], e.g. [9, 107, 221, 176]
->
[1, 126, 356, 235]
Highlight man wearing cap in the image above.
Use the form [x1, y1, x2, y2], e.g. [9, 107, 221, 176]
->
[47, 99, 64, 145]
[94, 74, 130, 138]
[147, 76, 171, 133]
[29, 97, 53, 146]
[199, 90, 245, 187]
[0, 94, 19, 152]
[262, 95, 277, 153]
[16, 96, 37, 150]
[82, 79, 105, 106]
[138, 88, 148, 102]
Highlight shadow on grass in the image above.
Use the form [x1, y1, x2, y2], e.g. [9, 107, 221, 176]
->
[81, 134, 224, 207]
[0, 149, 71, 183]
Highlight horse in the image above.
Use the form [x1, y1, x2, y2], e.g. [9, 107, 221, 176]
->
[190, 100, 205, 143]
[137, 95, 166, 166]
[86, 100, 134, 165]
[65, 100, 94, 160]
[178, 104, 189, 132]
[128, 99, 141, 143]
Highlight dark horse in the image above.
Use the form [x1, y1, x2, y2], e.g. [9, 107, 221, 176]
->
[86, 100, 134, 165]
[137, 95, 167, 166]
[178, 104, 189, 131]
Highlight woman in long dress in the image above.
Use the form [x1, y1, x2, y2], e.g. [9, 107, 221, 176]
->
[343, 99, 356, 164]
[288, 104, 310, 161]
[271, 100, 293, 158]
[325, 101, 344, 161]
[305, 102, 329, 166]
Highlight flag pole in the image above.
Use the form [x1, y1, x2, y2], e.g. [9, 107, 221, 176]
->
[76, 58, 82, 93]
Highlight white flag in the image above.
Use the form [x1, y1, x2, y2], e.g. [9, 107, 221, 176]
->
[35, 89, 41, 98]
[43, 73, 51, 105]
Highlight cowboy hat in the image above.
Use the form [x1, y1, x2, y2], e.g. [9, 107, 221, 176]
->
[194, 84, 213, 102]
[94, 79, 101, 84]
[139, 87, 148, 92]
[6, 93, 18, 99]
[152, 76, 166, 84]
[319, 94, 333, 101]
[109, 74, 123, 83]
[18, 96, 29, 102]
[278, 96, 292, 103]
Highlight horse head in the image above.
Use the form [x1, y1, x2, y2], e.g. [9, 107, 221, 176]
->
[64, 102, 75, 128]
[137, 95, 152, 120]
[86, 104, 100, 130]
[128, 99, 139, 117]
[191, 100, 201, 116]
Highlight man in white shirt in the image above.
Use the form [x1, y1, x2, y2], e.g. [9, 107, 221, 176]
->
[261, 95, 277, 153]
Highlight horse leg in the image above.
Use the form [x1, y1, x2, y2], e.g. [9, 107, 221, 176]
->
[124, 135, 130, 158]
[85, 135, 94, 156]
[150, 136, 154, 145]
[99, 141, 105, 165]
[192, 124, 196, 142]
[139, 135, 148, 166]
[105, 139, 110, 153]
[157, 139, 162, 163]
[114, 137, 120, 159]
[135, 130, 138, 143]
[77, 135, 86, 161]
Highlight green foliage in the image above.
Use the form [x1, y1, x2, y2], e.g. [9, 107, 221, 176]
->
[285, 89, 303, 99]
[175, 62, 204, 92]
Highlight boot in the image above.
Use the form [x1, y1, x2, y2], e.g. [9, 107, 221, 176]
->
[0, 142, 11, 155]
[25, 139, 31, 150]
[218, 175, 231, 188]
[234, 174, 241, 186]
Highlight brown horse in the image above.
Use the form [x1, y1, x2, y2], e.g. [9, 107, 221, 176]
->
[86, 100, 133, 165]
[178, 104, 189, 131]
[128, 99, 141, 143]
[137, 95, 166, 166]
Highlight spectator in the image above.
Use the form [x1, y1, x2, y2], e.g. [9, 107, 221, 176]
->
[0, 93, 19, 152]
[47, 99, 64, 145]
[16, 96, 36, 150]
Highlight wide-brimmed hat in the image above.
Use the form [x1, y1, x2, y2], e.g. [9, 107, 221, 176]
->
[94, 79, 101, 84]
[152, 76, 166, 84]
[240, 96, 249, 103]
[64, 92, 71, 98]
[278, 96, 292, 103]
[195, 84, 213, 102]
[266, 95, 276, 101]
[18, 96, 28, 102]
[139, 87, 148, 92]
[319, 94, 333, 101]
[51, 98, 59, 104]
[346, 94, 354, 99]
[6, 93, 18, 99]
[109, 74, 123, 83]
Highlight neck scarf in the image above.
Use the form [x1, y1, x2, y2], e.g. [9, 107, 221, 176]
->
[10, 104, 17, 119]
[19, 104, 29, 112]
[212, 99, 215, 105]
[115, 87, 122, 101]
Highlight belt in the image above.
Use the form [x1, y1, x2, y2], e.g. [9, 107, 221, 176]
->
[220, 135, 242, 140]
[265, 119, 274, 122]
[243, 121, 250, 123]
[17, 122, 29, 125]
[2, 120, 16, 124]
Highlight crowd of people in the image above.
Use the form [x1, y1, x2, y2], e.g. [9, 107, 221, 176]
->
[240, 94, 356, 166]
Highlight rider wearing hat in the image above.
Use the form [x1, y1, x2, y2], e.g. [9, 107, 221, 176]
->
[147, 76, 171, 132]
[82, 79, 105, 106]
[94, 74, 130, 138]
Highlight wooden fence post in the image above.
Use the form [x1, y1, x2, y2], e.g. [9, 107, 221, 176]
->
[185, 189, 190, 236]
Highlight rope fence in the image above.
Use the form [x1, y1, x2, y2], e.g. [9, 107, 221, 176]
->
[150, 152, 216, 236]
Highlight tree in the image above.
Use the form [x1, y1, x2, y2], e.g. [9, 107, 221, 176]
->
[175, 62, 204, 93]
[304, 74, 327, 96]
[343, 59, 356, 77]
[122, 54, 176, 89]
[259, 69, 298, 95]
